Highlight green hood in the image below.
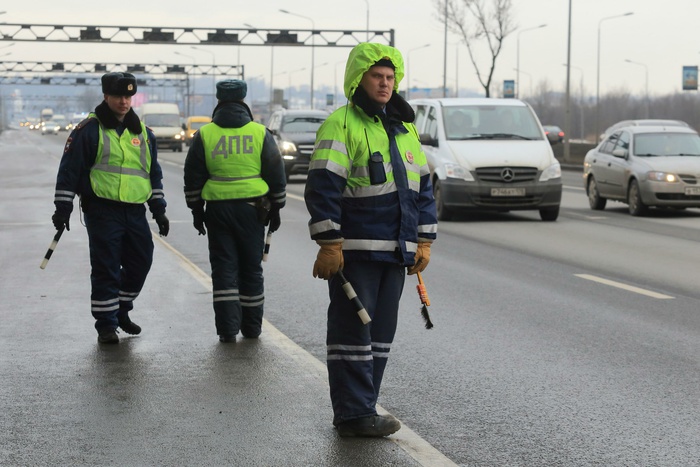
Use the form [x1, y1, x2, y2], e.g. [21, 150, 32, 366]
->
[343, 43, 405, 100]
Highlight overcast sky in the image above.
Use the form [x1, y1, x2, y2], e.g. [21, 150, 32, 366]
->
[2, 0, 699, 100]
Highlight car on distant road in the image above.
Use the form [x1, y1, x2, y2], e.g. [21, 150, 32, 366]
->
[41, 121, 60, 135]
[266, 109, 329, 180]
[184, 116, 211, 146]
[584, 123, 700, 216]
[543, 125, 564, 144]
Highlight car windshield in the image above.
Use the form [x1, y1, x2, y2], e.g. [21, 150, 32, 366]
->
[633, 133, 700, 157]
[442, 105, 543, 141]
[281, 116, 326, 133]
[143, 114, 181, 127]
[190, 121, 208, 130]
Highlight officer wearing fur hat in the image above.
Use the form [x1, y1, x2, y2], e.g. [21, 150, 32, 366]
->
[51, 72, 169, 344]
[184, 79, 286, 343]
[304, 43, 438, 437]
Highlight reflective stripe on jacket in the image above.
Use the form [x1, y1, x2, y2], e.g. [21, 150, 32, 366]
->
[89, 112, 152, 204]
[199, 122, 269, 201]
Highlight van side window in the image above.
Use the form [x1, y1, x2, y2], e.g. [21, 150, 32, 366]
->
[426, 107, 439, 140]
[413, 106, 427, 133]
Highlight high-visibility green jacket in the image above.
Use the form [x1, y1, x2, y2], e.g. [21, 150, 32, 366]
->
[198, 122, 269, 200]
[304, 42, 437, 265]
[89, 112, 153, 204]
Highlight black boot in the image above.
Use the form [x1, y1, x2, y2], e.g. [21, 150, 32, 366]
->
[97, 329, 119, 344]
[336, 414, 401, 437]
[118, 313, 142, 335]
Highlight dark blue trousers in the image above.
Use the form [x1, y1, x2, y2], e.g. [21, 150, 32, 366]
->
[205, 201, 265, 338]
[84, 201, 153, 332]
[326, 261, 405, 426]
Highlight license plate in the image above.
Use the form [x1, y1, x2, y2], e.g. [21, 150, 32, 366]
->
[685, 187, 700, 195]
[491, 188, 526, 197]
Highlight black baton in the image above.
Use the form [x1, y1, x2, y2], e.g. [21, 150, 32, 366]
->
[40, 226, 65, 270]
[262, 230, 272, 262]
[337, 270, 371, 325]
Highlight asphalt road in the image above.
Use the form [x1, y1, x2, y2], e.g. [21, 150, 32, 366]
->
[6, 129, 700, 465]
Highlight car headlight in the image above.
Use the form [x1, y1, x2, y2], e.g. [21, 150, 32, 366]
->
[280, 141, 297, 154]
[539, 162, 562, 181]
[647, 171, 678, 183]
[444, 163, 474, 181]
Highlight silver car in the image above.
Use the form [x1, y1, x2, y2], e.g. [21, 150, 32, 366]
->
[583, 124, 700, 216]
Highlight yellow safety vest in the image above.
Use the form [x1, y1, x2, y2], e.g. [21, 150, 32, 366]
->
[89, 113, 153, 204]
[200, 122, 269, 200]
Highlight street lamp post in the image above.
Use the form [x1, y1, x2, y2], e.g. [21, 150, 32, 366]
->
[287, 67, 306, 109]
[563, 63, 585, 140]
[0, 51, 12, 130]
[191, 46, 215, 109]
[513, 68, 532, 98]
[280, 9, 315, 109]
[595, 12, 633, 141]
[625, 59, 649, 118]
[516, 24, 546, 99]
[174, 51, 195, 116]
[406, 43, 430, 100]
[362, 0, 369, 42]
[334, 60, 345, 107]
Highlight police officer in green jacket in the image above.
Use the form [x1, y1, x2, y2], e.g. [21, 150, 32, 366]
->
[184, 80, 286, 343]
[305, 43, 438, 437]
[52, 72, 169, 345]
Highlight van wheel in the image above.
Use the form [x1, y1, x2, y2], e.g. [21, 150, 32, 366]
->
[587, 177, 606, 210]
[539, 206, 559, 221]
[627, 179, 648, 216]
[434, 180, 453, 221]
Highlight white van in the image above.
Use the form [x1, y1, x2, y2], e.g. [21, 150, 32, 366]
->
[409, 98, 562, 221]
[137, 103, 185, 152]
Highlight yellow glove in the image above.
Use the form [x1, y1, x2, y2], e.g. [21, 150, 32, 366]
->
[407, 241, 431, 275]
[313, 241, 344, 280]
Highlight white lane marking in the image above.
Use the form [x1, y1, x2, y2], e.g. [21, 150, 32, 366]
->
[287, 192, 304, 202]
[153, 233, 457, 467]
[575, 274, 675, 299]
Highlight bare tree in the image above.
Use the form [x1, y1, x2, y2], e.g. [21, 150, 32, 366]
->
[434, 0, 516, 97]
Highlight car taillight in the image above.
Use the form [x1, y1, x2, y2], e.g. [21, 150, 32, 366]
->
[558, 131, 564, 137]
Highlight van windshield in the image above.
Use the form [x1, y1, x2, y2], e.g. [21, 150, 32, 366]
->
[144, 114, 181, 127]
[442, 105, 543, 141]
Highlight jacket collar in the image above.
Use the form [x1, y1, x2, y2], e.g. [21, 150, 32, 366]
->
[94, 101, 143, 135]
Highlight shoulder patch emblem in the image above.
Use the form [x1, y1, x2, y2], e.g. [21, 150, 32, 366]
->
[405, 150, 414, 163]
[64, 137, 73, 154]
[131, 137, 141, 146]
[73, 117, 93, 131]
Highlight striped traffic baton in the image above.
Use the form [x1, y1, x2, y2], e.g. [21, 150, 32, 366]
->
[337, 269, 371, 325]
[40, 226, 65, 270]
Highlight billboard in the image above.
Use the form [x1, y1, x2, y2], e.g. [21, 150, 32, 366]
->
[682, 66, 698, 91]
[503, 80, 515, 98]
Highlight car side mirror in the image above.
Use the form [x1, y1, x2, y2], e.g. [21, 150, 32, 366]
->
[611, 148, 628, 158]
[270, 128, 278, 136]
[419, 133, 438, 147]
[182, 123, 187, 131]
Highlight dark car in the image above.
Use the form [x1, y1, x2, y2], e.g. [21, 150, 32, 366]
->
[543, 125, 564, 145]
[267, 109, 329, 180]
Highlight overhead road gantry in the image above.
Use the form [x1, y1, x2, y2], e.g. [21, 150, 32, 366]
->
[0, 61, 242, 86]
[0, 23, 394, 47]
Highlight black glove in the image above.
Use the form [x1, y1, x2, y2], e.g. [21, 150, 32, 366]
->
[51, 211, 70, 231]
[192, 209, 206, 236]
[154, 213, 169, 237]
[266, 206, 281, 233]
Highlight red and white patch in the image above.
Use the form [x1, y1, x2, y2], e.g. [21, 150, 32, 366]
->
[405, 150, 414, 163]
[131, 137, 141, 146]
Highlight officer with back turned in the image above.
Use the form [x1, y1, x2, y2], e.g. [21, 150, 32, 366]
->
[51, 72, 169, 345]
[184, 79, 286, 343]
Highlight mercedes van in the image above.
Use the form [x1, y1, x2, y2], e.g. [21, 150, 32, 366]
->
[408, 98, 562, 221]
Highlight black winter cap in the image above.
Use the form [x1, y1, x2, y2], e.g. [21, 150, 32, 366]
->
[101, 72, 137, 96]
[216, 79, 247, 102]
